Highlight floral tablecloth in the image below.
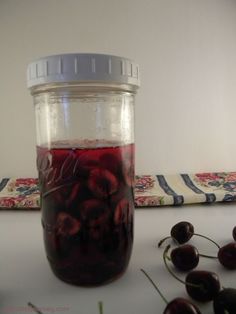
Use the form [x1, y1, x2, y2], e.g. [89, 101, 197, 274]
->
[135, 172, 236, 206]
[0, 172, 236, 209]
[0, 178, 40, 209]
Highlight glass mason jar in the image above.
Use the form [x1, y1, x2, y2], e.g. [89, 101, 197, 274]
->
[27, 53, 140, 286]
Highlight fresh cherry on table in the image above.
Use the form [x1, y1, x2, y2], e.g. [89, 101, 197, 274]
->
[164, 298, 201, 314]
[171, 221, 195, 244]
[185, 270, 221, 303]
[170, 244, 200, 271]
[163, 245, 221, 302]
[213, 288, 236, 314]
[158, 221, 220, 249]
[158, 221, 194, 246]
[140, 269, 201, 314]
[232, 226, 236, 241]
[218, 242, 236, 270]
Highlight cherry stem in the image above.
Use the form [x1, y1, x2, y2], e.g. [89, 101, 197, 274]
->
[163, 245, 200, 289]
[199, 253, 218, 259]
[158, 236, 171, 247]
[98, 301, 103, 314]
[159, 233, 221, 249]
[27, 302, 44, 314]
[193, 233, 220, 249]
[140, 268, 168, 305]
[158, 236, 179, 247]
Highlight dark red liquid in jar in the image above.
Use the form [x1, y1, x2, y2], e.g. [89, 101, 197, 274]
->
[37, 141, 134, 286]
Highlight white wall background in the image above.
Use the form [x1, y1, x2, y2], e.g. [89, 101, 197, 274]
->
[1, 0, 236, 177]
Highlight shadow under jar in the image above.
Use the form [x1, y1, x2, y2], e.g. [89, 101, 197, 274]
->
[27, 53, 140, 286]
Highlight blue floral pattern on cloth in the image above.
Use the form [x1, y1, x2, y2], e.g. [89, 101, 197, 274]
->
[1, 173, 236, 208]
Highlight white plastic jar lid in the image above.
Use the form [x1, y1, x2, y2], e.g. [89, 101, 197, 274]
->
[27, 53, 140, 89]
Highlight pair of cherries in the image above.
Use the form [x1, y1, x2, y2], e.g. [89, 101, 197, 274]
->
[141, 267, 236, 314]
[159, 221, 236, 271]
[141, 221, 236, 313]
[163, 245, 236, 313]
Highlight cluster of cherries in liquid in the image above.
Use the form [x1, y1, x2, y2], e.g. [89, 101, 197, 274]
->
[37, 141, 134, 286]
[142, 222, 236, 314]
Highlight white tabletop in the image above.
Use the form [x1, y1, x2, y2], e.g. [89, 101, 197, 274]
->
[1, 204, 236, 314]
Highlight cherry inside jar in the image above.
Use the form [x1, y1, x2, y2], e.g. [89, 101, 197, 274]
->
[38, 141, 134, 285]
